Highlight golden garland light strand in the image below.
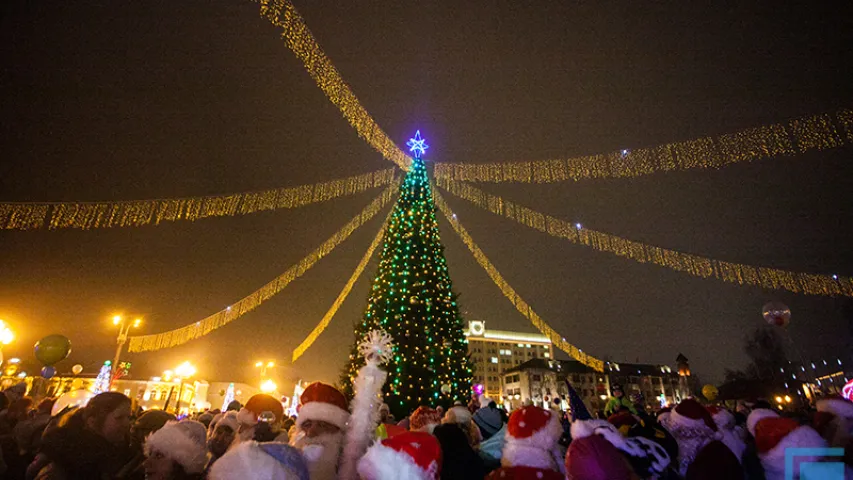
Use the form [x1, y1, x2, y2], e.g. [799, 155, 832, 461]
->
[258, 0, 411, 170]
[0, 168, 394, 231]
[127, 182, 399, 352]
[433, 189, 604, 372]
[435, 109, 853, 183]
[291, 214, 388, 362]
[437, 178, 853, 297]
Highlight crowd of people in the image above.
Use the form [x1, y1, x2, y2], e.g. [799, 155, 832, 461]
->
[0, 378, 851, 479]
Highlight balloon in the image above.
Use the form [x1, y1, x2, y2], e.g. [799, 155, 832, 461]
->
[440, 384, 451, 395]
[51, 389, 96, 416]
[72, 364, 83, 375]
[702, 384, 719, 402]
[41, 366, 56, 379]
[762, 302, 791, 327]
[34, 335, 72, 366]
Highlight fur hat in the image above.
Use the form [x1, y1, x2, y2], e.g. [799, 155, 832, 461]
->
[746, 408, 779, 437]
[572, 419, 671, 477]
[565, 434, 636, 480]
[208, 441, 309, 480]
[296, 382, 350, 430]
[670, 399, 717, 432]
[209, 411, 238, 437]
[684, 440, 744, 480]
[817, 396, 853, 420]
[136, 409, 176, 433]
[145, 420, 208, 474]
[502, 406, 564, 471]
[442, 405, 472, 425]
[409, 406, 441, 433]
[705, 406, 735, 430]
[238, 393, 285, 428]
[754, 417, 827, 480]
[357, 430, 442, 480]
[705, 406, 745, 462]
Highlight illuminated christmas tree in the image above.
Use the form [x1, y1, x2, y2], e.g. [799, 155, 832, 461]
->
[341, 131, 472, 418]
[222, 383, 235, 411]
[93, 360, 112, 394]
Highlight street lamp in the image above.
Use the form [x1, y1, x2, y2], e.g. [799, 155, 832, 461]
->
[174, 361, 196, 415]
[255, 360, 276, 378]
[0, 320, 14, 366]
[260, 378, 277, 394]
[111, 315, 142, 382]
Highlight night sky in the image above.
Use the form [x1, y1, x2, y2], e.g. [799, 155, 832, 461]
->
[3, 1, 853, 392]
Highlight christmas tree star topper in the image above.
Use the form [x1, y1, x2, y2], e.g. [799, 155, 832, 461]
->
[406, 130, 429, 159]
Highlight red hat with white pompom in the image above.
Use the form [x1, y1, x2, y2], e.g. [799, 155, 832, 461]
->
[357, 430, 442, 480]
[502, 405, 564, 471]
[670, 398, 717, 432]
[296, 382, 350, 430]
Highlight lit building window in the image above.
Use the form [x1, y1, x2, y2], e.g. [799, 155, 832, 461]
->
[544, 352, 550, 358]
[517, 343, 524, 347]
[491, 357, 498, 364]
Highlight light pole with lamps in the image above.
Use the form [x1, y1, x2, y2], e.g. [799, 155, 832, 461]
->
[111, 315, 141, 382]
[255, 360, 276, 378]
[0, 320, 14, 366]
[174, 361, 196, 415]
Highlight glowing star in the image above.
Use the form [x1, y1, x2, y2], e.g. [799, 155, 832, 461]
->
[406, 130, 429, 159]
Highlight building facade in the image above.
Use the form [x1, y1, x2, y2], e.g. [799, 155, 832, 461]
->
[465, 320, 552, 397]
[501, 358, 690, 414]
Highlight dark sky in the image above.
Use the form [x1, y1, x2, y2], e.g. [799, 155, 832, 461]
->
[3, 1, 853, 392]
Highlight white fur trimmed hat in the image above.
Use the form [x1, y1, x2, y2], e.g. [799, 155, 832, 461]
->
[145, 420, 208, 474]
[208, 441, 309, 480]
[817, 396, 853, 419]
[442, 405, 472, 425]
[357, 430, 442, 480]
[296, 382, 350, 430]
[501, 405, 563, 470]
[670, 398, 717, 432]
[746, 408, 779, 437]
[755, 417, 827, 480]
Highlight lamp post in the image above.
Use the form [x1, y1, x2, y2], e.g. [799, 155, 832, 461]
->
[255, 360, 276, 378]
[111, 315, 141, 382]
[0, 320, 14, 366]
[174, 361, 196, 415]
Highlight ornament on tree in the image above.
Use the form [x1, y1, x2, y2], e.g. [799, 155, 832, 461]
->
[762, 301, 791, 327]
[440, 384, 451, 395]
[409, 296, 419, 305]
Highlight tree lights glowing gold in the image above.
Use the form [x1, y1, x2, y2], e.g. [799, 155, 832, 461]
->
[437, 178, 853, 297]
[341, 137, 472, 417]
[434, 110, 853, 183]
[127, 183, 399, 352]
[0, 168, 394, 230]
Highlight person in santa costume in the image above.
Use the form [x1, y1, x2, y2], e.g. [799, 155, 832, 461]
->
[663, 399, 720, 476]
[235, 393, 288, 443]
[753, 416, 831, 480]
[143, 420, 208, 480]
[208, 441, 309, 480]
[814, 395, 853, 451]
[289, 381, 350, 480]
[409, 406, 441, 434]
[570, 418, 673, 478]
[705, 405, 746, 462]
[357, 430, 442, 480]
[485, 405, 566, 479]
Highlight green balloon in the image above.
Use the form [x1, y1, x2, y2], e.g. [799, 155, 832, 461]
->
[34, 335, 72, 366]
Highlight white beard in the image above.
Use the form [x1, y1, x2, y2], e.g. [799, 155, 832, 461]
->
[290, 428, 344, 480]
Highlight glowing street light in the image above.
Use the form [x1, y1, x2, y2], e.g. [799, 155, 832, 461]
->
[111, 315, 142, 384]
[0, 320, 14, 345]
[260, 379, 277, 394]
[174, 361, 197, 415]
[255, 360, 276, 378]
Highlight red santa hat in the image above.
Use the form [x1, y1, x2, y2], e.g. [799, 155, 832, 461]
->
[237, 393, 285, 428]
[502, 406, 564, 472]
[564, 434, 636, 480]
[296, 382, 350, 430]
[409, 406, 441, 433]
[670, 399, 717, 432]
[705, 406, 735, 430]
[755, 417, 827, 480]
[746, 408, 779, 437]
[145, 420, 209, 475]
[357, 430, 442, 480]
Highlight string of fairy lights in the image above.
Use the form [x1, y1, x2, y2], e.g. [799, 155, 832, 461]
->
[126, 182, 398, 352]
[434, 109, 853, 183]
[0, 168, 395, 230]
[433, 188, 605, 372]
[291, 212, 389, 362]
[257, 0, 411, 170]
[436, 178, 853, 297]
